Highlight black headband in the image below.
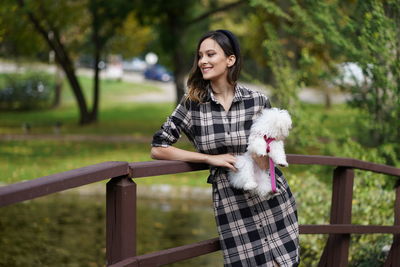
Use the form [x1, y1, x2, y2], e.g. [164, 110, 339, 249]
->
[216, 29, 240, 57]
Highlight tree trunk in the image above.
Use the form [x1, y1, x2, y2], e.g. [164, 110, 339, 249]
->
[55, 43, 91, 125]
[324, 86, 332, 109]
[91, 52, 100, 123]
[52, 64, 63, 108]
[17, 0, 93, 125]
[51, 32, 92, 125]
[91, 0, 101, 123]
[173, 53, 187, 103]
[170, 22, 188, 104]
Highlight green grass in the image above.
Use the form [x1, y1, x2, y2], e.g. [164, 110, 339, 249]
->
[0, 139, 209, 186]
[60, 75, 162, 107]
[0, 102, 175, 135]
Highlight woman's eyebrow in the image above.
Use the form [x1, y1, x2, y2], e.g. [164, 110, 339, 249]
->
[199, 49, 216, 54]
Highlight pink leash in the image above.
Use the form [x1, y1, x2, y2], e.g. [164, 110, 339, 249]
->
[264, 136, 277, 193]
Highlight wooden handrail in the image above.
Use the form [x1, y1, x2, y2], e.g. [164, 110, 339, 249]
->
[0, 161, 129, 207]
[128, 160, 208, 178]
[287, 154, 400, 176]
[1, 155, 398, 208]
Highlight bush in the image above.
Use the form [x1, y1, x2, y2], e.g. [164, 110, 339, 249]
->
[0, 72, 55, 110]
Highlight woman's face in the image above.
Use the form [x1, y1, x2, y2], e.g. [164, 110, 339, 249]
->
[197, 38, 235, 82]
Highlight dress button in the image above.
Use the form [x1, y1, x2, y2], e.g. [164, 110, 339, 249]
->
[227, 132, 230, 135]
[264, 238, 268, 242]
[259, 224, 263, 228]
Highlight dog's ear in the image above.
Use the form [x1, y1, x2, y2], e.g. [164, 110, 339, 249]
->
[276, 110, 292, 137]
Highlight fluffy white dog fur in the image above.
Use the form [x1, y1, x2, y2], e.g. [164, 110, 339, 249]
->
[228, 108, 292, 198]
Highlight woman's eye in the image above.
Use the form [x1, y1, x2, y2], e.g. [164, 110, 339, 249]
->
[208, 53, 215, 57]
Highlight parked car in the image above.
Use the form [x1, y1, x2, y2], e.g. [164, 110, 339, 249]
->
[143, 64, 173, 82]
[122, 57, 147, 72]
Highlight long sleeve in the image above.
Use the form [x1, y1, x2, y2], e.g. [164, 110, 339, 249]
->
[151, 97, 192, 147]
[263, 94, 272, 109]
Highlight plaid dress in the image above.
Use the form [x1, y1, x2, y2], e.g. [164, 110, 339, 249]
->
[152, 85, 300, 266]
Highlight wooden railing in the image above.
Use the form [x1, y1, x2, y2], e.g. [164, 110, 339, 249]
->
[1, 155, 400, 266]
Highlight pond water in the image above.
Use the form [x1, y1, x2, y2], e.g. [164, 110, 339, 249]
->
[0, 184, 223, 266]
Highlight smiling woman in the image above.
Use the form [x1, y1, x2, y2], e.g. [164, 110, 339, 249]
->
[150, 30, 300, 266]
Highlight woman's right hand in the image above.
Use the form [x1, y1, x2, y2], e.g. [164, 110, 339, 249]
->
[205, 154, 237, 172]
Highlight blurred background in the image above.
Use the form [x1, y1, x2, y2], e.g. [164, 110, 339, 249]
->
[0, 0, 399, 266]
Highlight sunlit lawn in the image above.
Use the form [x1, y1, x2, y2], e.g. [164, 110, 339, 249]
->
[0, 139, 209, 185]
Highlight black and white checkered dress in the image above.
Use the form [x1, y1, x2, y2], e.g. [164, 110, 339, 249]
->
[152, 85, 300, 266]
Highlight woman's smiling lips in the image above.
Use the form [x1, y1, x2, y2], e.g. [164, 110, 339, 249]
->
[201, 66, 213, 73]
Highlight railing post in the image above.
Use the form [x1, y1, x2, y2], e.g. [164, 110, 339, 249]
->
[319, 167, 354, 267]
[106, 175, 136, 265]
[384, 178, 400, 267]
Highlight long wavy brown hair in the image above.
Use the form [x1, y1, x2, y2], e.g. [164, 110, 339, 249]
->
[186, 30, 242, 103]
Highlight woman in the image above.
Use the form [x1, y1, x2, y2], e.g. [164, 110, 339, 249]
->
[151, 30, 300, 266]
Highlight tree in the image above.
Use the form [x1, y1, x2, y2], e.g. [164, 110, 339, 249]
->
[7, 0, 141, 124]
[251, 0, 400, 163]
[247, 0, 352, 109]
[137, 0, 247, 103]
[0, 4, 48, 62]
[343, 0, 400, 152]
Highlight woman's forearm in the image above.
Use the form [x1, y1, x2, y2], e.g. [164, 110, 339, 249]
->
[151, 146, 209, 163]
[150, 146, 237, 171]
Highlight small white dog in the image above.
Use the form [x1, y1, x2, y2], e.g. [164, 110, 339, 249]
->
[229, 108, 292, 198]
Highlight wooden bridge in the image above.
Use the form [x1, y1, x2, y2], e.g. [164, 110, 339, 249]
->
[1, 154, 400, 266]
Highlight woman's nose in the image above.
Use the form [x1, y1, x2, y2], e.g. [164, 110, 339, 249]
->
[199, 56, 207, 65]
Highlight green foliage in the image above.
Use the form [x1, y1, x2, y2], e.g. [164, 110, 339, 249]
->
[0, 72, 55, 110]
[106, 12, 154, 58]
[349, 235, 389, 267]
[342, 1, 400, 153]
[250, 0, 400, 165]
[288, 168, 330, 266]
[0, 1, 48, 59]
[262, 23, 300, 109]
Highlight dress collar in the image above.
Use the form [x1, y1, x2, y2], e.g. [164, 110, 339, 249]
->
[204, 83, 251, 103]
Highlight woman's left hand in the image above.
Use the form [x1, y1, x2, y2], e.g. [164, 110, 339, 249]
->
[252, 154, 269, 170]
